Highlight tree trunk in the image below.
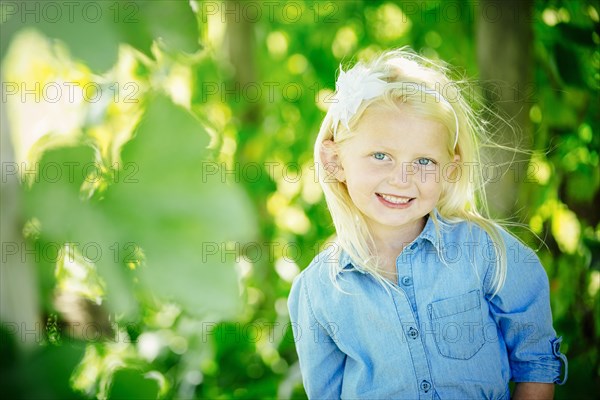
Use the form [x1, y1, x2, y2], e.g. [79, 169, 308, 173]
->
[223, 0, 277, 303]
[0, 87, 41, 348]
[476, 0, 534, 218]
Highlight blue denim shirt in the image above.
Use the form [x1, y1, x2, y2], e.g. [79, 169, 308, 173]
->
[288, 211, 567, 399]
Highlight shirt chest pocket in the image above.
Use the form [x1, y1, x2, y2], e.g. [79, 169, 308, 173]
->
[427, 290, 485, 360]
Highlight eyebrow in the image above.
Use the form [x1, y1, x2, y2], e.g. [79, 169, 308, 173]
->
[366, 143, 442, 158]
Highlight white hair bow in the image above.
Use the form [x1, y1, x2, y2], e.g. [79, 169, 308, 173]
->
[329, 64, 388, 136]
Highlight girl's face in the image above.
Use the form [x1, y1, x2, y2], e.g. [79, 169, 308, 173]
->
[324, 103, 459, 244]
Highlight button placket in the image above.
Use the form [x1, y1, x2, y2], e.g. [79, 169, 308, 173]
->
[389, 287, 434, 399]
[392, 240, 433, 399]
[396, 242, 419, 315]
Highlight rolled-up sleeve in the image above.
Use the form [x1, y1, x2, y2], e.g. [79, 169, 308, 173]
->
[288, 272, 346, 398]
[484, 232, 568, 385]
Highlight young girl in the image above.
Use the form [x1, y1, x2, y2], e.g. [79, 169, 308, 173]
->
[287, 48, 567, 399]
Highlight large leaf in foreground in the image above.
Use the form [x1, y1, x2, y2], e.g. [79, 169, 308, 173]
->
[103, 94, 256, 319]
[25, 95, 256, 320]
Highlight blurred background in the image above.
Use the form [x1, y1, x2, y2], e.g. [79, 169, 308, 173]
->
[0, 0, 598, 398]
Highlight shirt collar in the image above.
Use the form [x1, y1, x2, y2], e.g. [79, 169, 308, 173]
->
[419, 208, 444, 252]
[338, 247, 361, 273]
[338, 208, 446, 272]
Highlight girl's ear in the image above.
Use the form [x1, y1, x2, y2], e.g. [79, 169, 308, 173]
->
[444, 153, 461, 181]
[320, 139, 346, 182]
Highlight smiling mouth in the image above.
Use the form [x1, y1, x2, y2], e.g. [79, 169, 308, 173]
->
[376, 193, 414, 205]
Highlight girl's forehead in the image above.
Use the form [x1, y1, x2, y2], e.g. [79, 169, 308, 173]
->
[358, 102, 426, 125]
[352, 105, 450, 147]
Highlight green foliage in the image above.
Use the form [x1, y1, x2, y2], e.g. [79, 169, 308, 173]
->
[1, 0, 598, 398]
[1, 0, 200, 71]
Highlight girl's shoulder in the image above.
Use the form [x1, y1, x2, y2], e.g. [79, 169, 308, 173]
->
[288, 246, 333, 313]
[441, 215, 543, 287]
[438, 214, 535, 255]
[291, 243, 357, 299]
[294, 244, 341, 284]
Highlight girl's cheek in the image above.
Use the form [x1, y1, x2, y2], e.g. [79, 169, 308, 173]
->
[367, 170, 390, 183]
[366, 162, 391, 174]
[418, 167, 441, 184]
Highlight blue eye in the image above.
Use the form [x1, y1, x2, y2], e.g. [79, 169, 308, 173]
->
[417, 158, 433, 166]
[373, 152, 388, 161]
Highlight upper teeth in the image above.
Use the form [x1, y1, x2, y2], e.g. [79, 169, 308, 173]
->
[380, 194, 411, 204]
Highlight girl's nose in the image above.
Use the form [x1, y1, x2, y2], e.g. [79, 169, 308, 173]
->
[388, 162, 415, 186]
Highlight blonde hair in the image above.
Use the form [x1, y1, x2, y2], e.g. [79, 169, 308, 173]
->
[314, 47, 508, 296]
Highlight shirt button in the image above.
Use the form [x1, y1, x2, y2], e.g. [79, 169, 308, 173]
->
[420, 380, 431, 392]
[408, 327, 419, 339]
[401, 276, 412, 286]
[410, 242, 418, 250]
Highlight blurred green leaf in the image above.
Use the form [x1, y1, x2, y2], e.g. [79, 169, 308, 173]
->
[104, 94, 257, 319]
[1, 0, 200, 71]
[24, 95, 257, 320]
[565, 165, 600, 203]
[110, 369, 160, 399]
[556, 22, 597, 48]
[554, 42, 586, 87]
[0, 341, 86, 399]
[116, 1, 202, 57]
